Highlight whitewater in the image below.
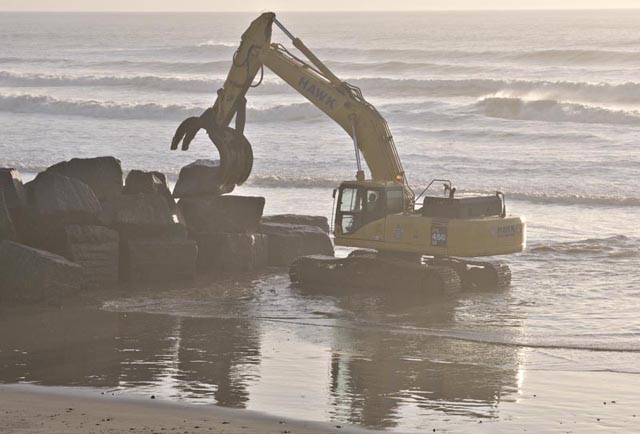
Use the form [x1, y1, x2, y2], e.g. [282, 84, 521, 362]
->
[1, 10, 639, 432]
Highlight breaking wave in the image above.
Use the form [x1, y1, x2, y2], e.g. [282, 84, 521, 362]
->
[355, 78, 640, 103]
[5, 71, 640, 106]
[0, 94, 323, 122]
[85, 60, 234, 74]
[313, 47, 640, 66]
[0, 71, 269, 94]
[153, 45, 638, 66]
[474, 97, 640, 125]
[498, 191, 640, 207]
[530, 235, 639, 258]
[508, 49, 640, 65]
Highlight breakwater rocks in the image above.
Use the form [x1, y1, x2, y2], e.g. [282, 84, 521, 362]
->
[0, 157, 333, 303]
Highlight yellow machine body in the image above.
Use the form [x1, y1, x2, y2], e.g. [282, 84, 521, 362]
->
[333, 181, 525, 257]
[171, 12, 527, 268]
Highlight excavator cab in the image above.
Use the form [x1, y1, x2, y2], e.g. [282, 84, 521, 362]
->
[334, 181, 404, 236]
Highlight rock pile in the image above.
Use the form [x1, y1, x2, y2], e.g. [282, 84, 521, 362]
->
[0, 241, 83, 303]
[179, 194, 268, 273]
[175, 158, 334, 273]
[0, 157, 334, 303]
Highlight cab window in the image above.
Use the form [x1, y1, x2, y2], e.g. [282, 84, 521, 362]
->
[340, 187, 362, 212]
[386, 189, 404, 214]
[338, 187, 363, 234]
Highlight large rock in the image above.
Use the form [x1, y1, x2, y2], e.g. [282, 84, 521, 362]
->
[46, 156, 123, 203]
[0, 241, 83, 302]
[259, 222, 334, 266]
[24, 172, 102, 252]
[0, 168, 27, 213]
[102, 193, 184, 239]
[195, 233, 268, 273]
[63, 225, 119, 289]
[123, 170, 175, 210]
[0, 169, 27, 239]
[0, 191, 17, 242]
[102, 193, 192, 283]
[262, 214, 330, 233]
[179, 195, 265, 235]
[27, 172, 102, 222]
[173, 159, 228, 198]
[122, 238, 197, 283]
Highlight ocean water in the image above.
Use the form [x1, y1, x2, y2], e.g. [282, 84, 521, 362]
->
[1, 10, 639, 432]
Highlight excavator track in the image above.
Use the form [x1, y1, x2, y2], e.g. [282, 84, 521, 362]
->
[290, 253, 462, 295]
[422, 265, 463, 295]
[428, 257, 511, 291]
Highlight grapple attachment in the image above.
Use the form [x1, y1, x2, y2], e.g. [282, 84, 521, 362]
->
[206, 125, 253, 190]
[170, 13, 274, 193]
[171, 105, 254, 194]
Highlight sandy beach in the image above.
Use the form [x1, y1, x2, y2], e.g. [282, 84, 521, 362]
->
[2, 8, 640, 434]
[0, 384, 374, 434]
[1, 293, 639, 433]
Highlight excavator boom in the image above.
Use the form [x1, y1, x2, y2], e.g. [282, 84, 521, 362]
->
[171, 12, 413, 206]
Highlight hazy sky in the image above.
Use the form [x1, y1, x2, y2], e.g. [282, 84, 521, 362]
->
[2, 0, 639, 11]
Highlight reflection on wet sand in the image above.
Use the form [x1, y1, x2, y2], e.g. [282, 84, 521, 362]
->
[322, 291, 521, 428]
[0, 305, 261, 408]
[0, 279, 523, 430]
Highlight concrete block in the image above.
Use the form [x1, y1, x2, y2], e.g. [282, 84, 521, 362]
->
[46, 156, 123, 203]
[173, 159, 228, 198]
[259, 222, 334, 266]
[262, 214, 330, 233]
[24, 172, 102, 252]
[102, 193, 184, 240]
[0, 191, 17, 242]
[122, 238, 197, 283]
[0, 168, 27, 213]
[0, 241, 83, 302]
[196, 232, 268, 273]
[63, 225, 119, 289]
[179, 195, 265, 235]
[0, 168, 28, 240]
[124, 170, 175, 211]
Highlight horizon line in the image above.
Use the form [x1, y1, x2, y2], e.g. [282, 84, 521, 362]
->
[2, 8, 640, 13]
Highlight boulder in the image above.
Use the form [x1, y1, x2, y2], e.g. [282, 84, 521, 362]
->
[63, 225, 119, 289]
[46, 156, 123, 203]
[259, 222, 334, 266]
[195, 232, 268, 273]
[0, 168, 27, 213]
[0, 191, 17, 242]
[178, 195, 265, 235]
[0, 241, 83, 302]
[100, 193, 192, 283]
[173, 159, 229, 197]
[24, 172, 102, 252]
[122, 238, 197, 283]
[123, 170, 175, 210]
[1, 168, 29, 238]
[102, 193, 184, 240]
[173, 159, 228, 198]
[26, 172, 102, 222]
[262, 214, 330, 233]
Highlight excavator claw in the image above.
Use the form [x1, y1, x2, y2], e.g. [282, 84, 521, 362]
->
[171, 104, 253, 192]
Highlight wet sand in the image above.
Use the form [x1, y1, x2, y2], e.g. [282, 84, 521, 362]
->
[0, 384, 371, 434]
[1, 274, 639, 433]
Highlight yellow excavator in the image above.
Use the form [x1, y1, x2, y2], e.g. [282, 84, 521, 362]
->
[171, 12, 526, 293]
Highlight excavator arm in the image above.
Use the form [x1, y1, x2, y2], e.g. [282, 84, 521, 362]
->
[171, 12, 414, 206]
